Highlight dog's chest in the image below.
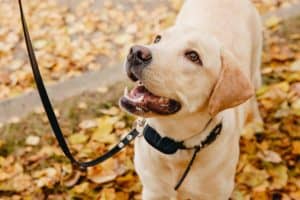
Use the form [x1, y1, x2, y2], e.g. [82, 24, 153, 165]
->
[134, 133, 239, 199]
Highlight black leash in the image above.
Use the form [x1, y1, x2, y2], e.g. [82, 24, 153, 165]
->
[18, 0, 139, 169]
[174, 123, 222, 190]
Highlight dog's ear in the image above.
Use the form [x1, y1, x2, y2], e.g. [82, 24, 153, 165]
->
[208, 49, 254, 116]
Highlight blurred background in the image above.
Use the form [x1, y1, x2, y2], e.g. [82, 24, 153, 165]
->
[0, 0, 299, 199]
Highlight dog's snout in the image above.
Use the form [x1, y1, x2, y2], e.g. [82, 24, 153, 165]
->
[126, 45, 152, 81]
[128, 45, 152, 64]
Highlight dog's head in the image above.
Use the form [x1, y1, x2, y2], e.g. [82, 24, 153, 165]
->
[120, 26, 254, 118]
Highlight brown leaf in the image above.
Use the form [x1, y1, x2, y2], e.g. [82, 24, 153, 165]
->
[87, 159, 127, 184]
[292, 141, 300, 155]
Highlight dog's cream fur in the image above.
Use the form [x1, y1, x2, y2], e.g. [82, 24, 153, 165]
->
[129, 0, 262, 199]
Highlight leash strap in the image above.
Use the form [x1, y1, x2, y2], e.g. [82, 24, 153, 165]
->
[18, 0, 139, 168]
[174, 146, 200, 190]
[174, 123, 223, 190]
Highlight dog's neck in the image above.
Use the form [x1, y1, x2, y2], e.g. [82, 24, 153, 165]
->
[147, 109, 221, 141]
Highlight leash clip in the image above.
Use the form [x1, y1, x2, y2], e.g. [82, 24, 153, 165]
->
[134, 118, 146, 134]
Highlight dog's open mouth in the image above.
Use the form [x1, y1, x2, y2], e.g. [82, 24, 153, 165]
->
[120, 82, 181, 116]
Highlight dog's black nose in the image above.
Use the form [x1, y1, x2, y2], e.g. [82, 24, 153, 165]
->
[126, 45, 152, 81]
[128, 45, 152, 65]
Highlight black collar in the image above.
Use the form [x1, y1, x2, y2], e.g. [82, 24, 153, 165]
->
[143, 125, 187, 154]
[143, 122, 223, 155]
[143, 122, 223, 190]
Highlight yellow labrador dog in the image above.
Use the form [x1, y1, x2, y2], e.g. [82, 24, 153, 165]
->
[120, 0, 262, 199]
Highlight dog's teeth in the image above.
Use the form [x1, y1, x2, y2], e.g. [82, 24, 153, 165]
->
[136, 107, 143, 111]
[124, 87, 129, 97]
[129, 95, 144, 103]
[136, 95, 144, 102]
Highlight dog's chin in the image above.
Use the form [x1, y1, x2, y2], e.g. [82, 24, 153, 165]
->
[119, 82, 181, 117]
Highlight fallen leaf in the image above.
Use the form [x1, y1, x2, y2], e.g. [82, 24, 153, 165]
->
[0, 174, 32, 192]
[68, 133, 89, 145]
[91, 116, 118, 143]
[25, 135, 40, 146]
[79, 119, 98, 130]
[33, 167, 59, 188]
[257, 150, 282, 163]
[236, 164, 269, 188]
[100, 188, 116, 200]
[265, 16, 282, 28]
[72, 182, 90, 195]
[292, 141, 300, 155]
[87, 159, 127, 184]
[268, 165, 288, 190]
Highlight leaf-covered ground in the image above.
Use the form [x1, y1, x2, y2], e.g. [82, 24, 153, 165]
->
[0, 0, 180, 99]
[233, 16, 300, 200]
[0, 1, 300, 200]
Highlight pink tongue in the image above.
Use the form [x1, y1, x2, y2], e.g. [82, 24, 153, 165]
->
[130, 85, 153, 99]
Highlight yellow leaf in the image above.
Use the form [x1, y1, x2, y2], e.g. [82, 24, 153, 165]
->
[68, 133, 89, 145]
[231, 189, 249, 200]
[72, 182, 90, 194]
[91, 116, 118, 143]
[256, 85, 270, 97]
[275, 82, 290, 92]
[237, 165, 269, 188]
[100, 188, 116, 200]
[268, 165, 288, 190]
[265, 16, 282, 28]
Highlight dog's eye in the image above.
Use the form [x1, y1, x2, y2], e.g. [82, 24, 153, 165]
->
[185, 51, 203, 66]
[153, 35, 161, 43]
